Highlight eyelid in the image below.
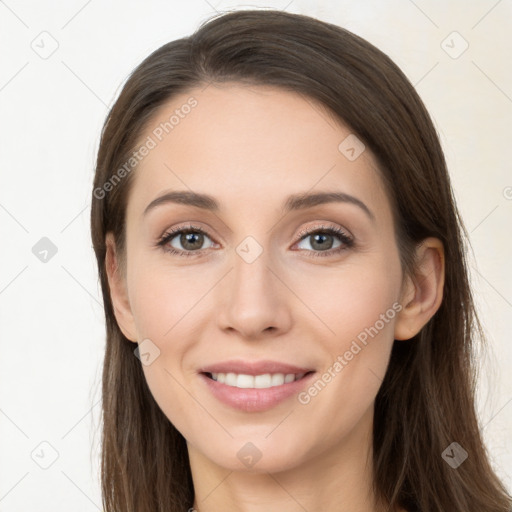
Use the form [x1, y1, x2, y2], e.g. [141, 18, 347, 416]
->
[294, 223, 352, 242]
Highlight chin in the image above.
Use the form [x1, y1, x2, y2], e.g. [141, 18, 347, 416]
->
[200, 436, 311, 474]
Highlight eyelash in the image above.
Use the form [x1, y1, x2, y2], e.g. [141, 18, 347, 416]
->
[156, 223, 354, 258]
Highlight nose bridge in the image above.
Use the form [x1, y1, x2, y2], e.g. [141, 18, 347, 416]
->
[234, 236, 273, 298]
[216, 234, 291, 338]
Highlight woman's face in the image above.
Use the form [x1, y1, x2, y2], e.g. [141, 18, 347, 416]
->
[112, 83, 410, 473]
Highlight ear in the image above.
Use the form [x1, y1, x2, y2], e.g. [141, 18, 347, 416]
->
[394, 237, 445, 341]
[104, 232, 138, 343]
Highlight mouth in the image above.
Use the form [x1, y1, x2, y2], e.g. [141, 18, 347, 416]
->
[198, 365, 316, 412]
[202, 371, 314, 389]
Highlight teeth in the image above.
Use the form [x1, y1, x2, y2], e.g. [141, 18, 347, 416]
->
[236, 374, 254, 388]
[210, 372, 305, 388]
[271, 373, 285, 386]
[225, 372, 237, 386]
[255, 374, 272, 388]
[284, 373, 295, 384]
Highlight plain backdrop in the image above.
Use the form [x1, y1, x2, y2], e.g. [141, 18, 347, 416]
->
[0, 0, 511, 509]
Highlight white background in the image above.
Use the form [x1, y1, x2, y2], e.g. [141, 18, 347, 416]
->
[0, 0, 511, 510]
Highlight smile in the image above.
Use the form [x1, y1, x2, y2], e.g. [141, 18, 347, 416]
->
[198, 360, 316, 412]
[207, 372, 308, 388]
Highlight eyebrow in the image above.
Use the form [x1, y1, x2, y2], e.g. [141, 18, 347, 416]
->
[143, 190, 375, 221]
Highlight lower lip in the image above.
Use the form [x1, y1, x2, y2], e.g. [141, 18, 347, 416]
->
[199, 372, 316, 412]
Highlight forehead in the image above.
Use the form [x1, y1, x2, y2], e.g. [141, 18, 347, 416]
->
[126, 83, 390, 222]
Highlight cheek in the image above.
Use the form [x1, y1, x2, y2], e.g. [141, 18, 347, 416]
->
[319, 259, 401, 393]
[297, 255, 402, 349]
[329, 275, 397, 349]
[294, 254, 402, 419]
[127, 252, 211, 342]
[128, 260, 208, 432]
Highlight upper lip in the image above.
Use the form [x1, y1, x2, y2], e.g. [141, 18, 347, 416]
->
[199, 360, 314, 376]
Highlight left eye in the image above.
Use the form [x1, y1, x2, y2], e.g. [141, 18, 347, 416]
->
[296, 231, 342, 252]
[293, 226, 353, 256]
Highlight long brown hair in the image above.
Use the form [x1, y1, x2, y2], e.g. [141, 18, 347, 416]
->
[90, 9, 512, 512]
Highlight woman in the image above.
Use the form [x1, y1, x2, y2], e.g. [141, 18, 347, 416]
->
[90, 9, 512, 512]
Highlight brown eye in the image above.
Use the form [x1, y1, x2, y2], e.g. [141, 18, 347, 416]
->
[176, 231, 206, 251]
[157, 225, 216, 257]
[301, 232, 336, 251]
[294, 225, 354, 257]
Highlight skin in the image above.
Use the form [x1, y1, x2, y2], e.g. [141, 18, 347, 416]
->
[105, 83, 445, 512]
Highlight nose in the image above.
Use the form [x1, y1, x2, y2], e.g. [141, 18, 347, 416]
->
[215, 243, 292, 340]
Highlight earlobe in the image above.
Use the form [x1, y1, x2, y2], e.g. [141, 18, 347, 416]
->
[394, 238, 445, 341]
[105, 233, 138, 343]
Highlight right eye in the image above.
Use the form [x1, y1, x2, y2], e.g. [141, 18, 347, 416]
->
[157, 225, 217, 257]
